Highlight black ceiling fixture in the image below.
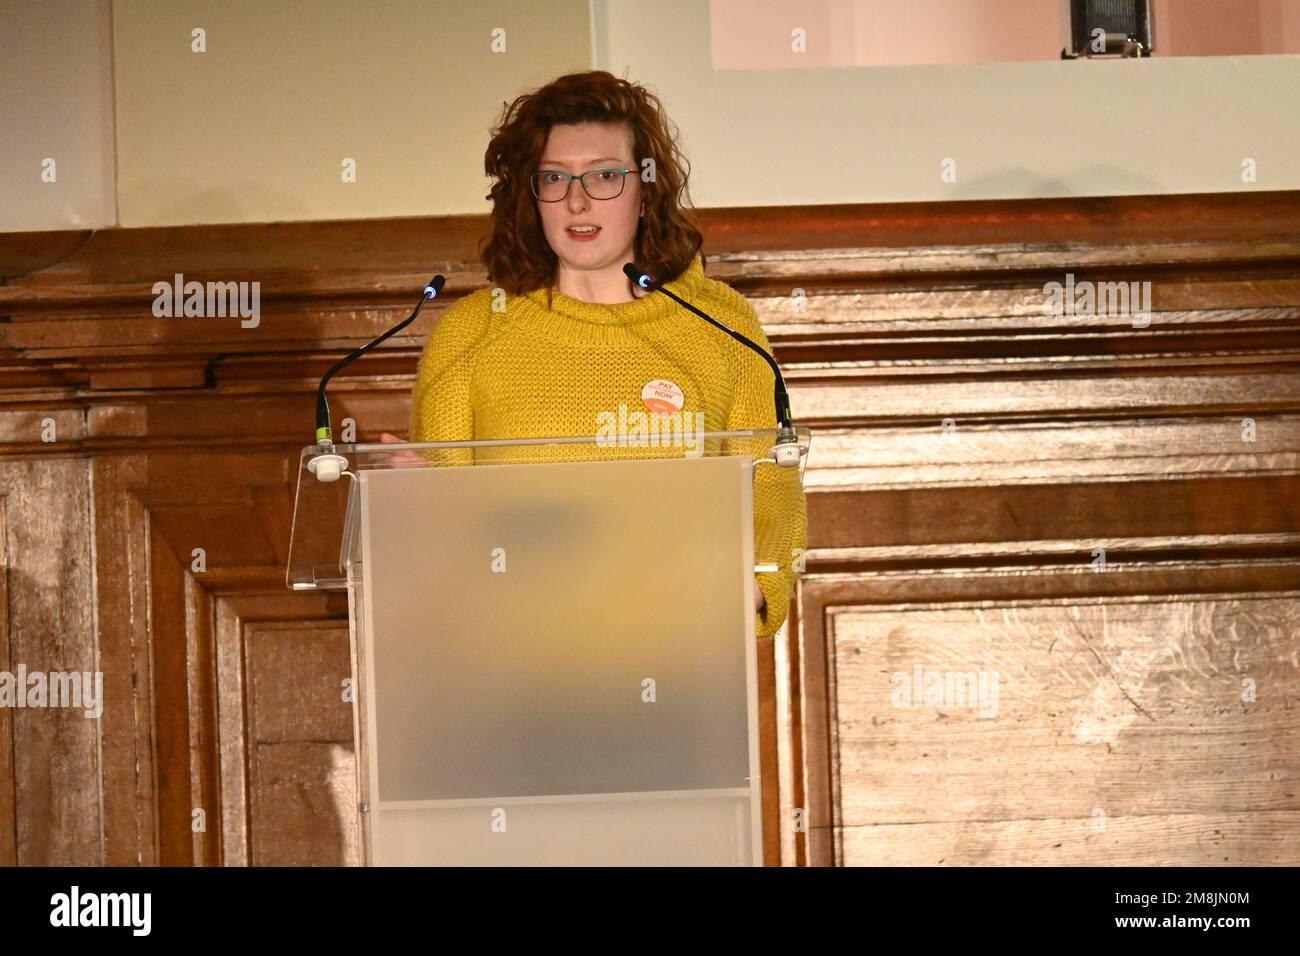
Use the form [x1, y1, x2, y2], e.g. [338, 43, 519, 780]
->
[1062, 0, 1155, 58]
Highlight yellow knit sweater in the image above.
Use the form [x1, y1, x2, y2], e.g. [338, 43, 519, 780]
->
[408, 254, 807, 638]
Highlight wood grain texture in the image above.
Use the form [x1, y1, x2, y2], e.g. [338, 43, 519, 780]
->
[0, 497, 12, 866]
[90, 455, 156, 865]
[243, 621, 355, 867]
[215, 595, 343, 866]
[0, 189, 1296, 866]
[831, 597, 1298, 863]
[0, 458, 99, 865]
[798, 559, 1300, 866]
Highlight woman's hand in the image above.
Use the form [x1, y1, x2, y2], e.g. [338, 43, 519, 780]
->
[376, 432, 425, 469]
[753, 578, 766, 613]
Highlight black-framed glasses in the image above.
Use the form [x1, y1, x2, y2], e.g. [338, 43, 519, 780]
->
[530, 167, 633, 203]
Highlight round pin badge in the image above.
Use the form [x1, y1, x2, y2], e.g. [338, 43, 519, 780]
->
[641, 379, 685, 415]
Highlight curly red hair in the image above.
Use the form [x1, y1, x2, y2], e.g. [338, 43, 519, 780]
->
[480, 71, 705, 299]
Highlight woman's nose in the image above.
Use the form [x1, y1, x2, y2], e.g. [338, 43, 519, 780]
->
[566, 179, 590, 212]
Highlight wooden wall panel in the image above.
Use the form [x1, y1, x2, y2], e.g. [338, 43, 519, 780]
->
[242, 621, 356, 867]
[213, 595, 345, 866]
[797, 557, 1300, 866]
[90, 455, 155, 865]
[0, 458, 100, 865]
[831, 596, 1298, 865]
[1, 189, 1296, 866]
[0, 496, 12, 866]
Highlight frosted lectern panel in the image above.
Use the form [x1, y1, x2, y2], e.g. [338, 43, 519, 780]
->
[286, 426, 810, 590]
[352, 454, 762, 866]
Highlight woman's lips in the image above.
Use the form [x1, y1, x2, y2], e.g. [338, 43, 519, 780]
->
[566, 226, 601, 242]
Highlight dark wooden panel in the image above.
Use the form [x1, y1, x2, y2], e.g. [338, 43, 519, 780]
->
[0, 190, 1296, 866]
[90, 455, 156, 866]
[214, 596, 345, 867]
[243, 622, 355, 867]
[0, 459, 99, 865]
[809, 475, 1300, 549]
[0, 496, 12, 866]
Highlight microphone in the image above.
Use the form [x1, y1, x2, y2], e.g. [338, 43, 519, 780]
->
[623, 262, 801, 467]
[308, 275, 446, 482]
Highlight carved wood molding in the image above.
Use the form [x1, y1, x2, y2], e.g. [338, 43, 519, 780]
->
[120, 448, 346, 866]
[2, 190, 1297, 395]
[3, 190, 1297, 866]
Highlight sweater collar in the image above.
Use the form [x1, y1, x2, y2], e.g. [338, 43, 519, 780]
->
[521, 255, 705, 326]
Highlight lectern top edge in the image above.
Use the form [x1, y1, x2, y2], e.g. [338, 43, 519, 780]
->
[286, 427, 812, 592]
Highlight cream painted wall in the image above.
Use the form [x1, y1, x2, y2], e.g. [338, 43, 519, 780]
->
[111, 0, 593, 226]
[0, 0, 116, 232]
[4, 0, 1298, 232]
[597, 0, 1300, 205]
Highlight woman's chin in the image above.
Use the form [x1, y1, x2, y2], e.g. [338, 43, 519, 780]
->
[556, 247, 629, 273]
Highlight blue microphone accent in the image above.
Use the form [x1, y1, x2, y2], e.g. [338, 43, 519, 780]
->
[423, 274, 446, 300]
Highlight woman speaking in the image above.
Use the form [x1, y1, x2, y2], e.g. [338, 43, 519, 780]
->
[388, 70, 806, 639]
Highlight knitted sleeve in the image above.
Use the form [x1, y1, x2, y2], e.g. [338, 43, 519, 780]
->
[408, 291, 491, 466]
[717, 289, 808, 640]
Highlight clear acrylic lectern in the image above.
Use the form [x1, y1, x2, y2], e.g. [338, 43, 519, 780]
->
[286, 427, 810, 866]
